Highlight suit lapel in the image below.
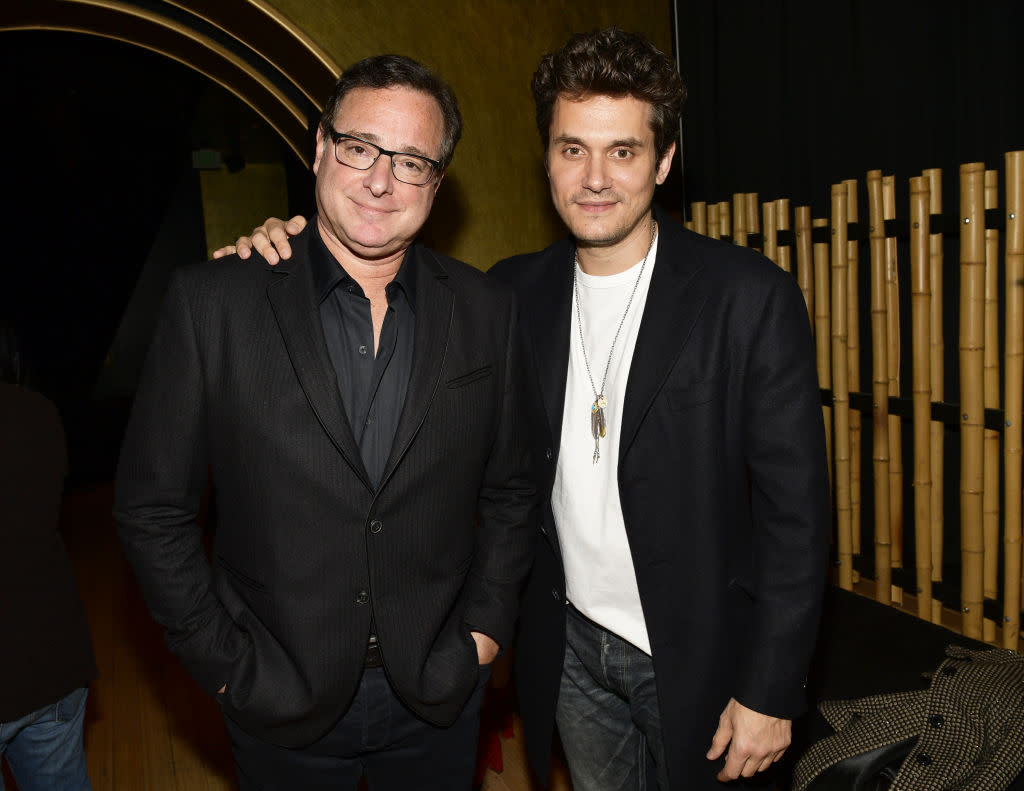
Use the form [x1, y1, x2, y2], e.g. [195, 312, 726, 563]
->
[619, 213, 709, 461]
[266, 233, 372, 490]
[378, 247, 453, 487]
[528, 239, 574, 451]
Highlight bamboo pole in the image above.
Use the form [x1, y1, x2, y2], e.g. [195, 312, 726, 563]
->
[814, 216, 834, 492]
[983, 170, 1001, 643]
[882, 176, 904, 590]
[846, 179, 862, 563]
[1004, 150, 1024, 649]
[910, 176, 933, 620]
[763, 201, 778, 265]
[960, 162, 986, 640]
[833, 184, 852, 589]
[796, 206, 814, 324]
[747, 192, 761, 252]
[708, 203, 721, 240]
[718, 201, 731, 240]
[692, 201, 708, 237]
[868, 170, 892, 603]
[923, 167, 945, 624]
[776, 199, 793, 275]
[733, 193, 748, 247]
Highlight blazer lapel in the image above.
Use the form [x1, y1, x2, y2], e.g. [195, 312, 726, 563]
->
[266, 233, 372, 490]
[378, 246, 453, 487]
[619, 211, 709, 461]
[528, 239, 574, 451]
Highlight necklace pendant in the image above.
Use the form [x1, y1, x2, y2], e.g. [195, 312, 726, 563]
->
[593, 440, 600, 464]
[597, 395, 608, 409]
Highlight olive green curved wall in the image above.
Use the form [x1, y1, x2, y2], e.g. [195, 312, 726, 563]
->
[265, 0, 672, 268]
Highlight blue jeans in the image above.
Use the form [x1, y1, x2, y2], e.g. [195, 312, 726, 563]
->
[556, 605, 670, 791]
[0, 687, 91, 791]
[223, 665, 490, 790]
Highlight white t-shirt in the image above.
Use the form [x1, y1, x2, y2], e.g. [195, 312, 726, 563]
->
[552, 235, 658, 655]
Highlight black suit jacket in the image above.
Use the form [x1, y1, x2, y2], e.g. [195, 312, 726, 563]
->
[115, 228, 535, 747]
[490, 208, 831, 790]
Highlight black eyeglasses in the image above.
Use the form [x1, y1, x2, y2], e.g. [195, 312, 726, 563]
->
[326, 129, 441, 186]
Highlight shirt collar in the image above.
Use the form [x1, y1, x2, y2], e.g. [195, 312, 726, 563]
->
[309, 217, 418, 312]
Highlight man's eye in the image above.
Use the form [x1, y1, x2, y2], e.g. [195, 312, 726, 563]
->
[397, 158, 426, 174]
[612, 149, 632, 159]
[565, 146, 583, 157]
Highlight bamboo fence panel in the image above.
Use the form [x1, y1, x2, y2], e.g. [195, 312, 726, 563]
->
[733, 193, 748, 247]
[746, 193, 761, 252]
[708, 203, 721, 240]
[814, 216, 834, 491]
[846, 179, 863, 563]
[1005, 150, 1024, 648]
[960, 162, 986, 640]
[796, 207, 814, 324]
[923, 167, 945, 625]
[883, 175, 905, 588]
[692, 201, 708, 236]
[983, 170, 1001, 642]
[776, 199, 793, 275]
[910, 175, 933, 620]
[717, 201, 731, 239]
[868, 170, 893, 603]
[832, 184, 853, 589]
[763, 200, 778, 265]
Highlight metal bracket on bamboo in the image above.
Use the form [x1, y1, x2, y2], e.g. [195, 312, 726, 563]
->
[822, 389, 1007, 432]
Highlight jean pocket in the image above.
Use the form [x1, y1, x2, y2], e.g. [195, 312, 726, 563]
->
[54, 687, 88, 723]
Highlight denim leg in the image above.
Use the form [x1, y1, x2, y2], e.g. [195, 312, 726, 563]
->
[2, 687, 92, 791]
[555, 607, 670, 791]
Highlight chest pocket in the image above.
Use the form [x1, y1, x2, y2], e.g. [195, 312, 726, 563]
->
[446, 365, 493, 388]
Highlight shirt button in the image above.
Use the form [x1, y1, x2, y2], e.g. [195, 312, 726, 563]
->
[369, 520, 383, 534]
[355, 590, 369, 605]
[545, 447, 553, 461]
[915, 753, 933, 767]
[551, 588, 561, 602]
[358, 345, 368, 356]
[346, 285, 356, 294]
[928, 714, 944, 728]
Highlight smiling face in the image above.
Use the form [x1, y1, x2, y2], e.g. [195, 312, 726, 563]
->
[545, 93, 675, 271]
[312, 85, 444, 267]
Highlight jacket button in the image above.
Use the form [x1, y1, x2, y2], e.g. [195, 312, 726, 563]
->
[355, 591, 369, 605]
[915, 753, 933, 766]
[929, 714, 944, 728]
[545, 447, 553, 461]
[369, 520, 383, 534]
[540, 525, 548, 535]
[551, 588, 560, 602]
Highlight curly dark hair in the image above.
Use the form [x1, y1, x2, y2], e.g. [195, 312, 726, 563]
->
[531, 28, 686, 161]
[319, 54, 462, 172]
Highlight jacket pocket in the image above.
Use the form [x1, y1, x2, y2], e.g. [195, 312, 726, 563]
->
[216, 555, 269, 593]
[446, 365, 493, 388]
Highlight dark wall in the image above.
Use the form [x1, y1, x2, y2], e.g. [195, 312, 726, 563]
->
[677, 0, 1024, 216]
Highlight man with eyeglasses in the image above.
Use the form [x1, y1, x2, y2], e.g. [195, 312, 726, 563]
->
[115, 54, 535, 790]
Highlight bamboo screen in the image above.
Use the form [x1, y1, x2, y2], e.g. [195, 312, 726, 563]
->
[686, 151, 1024, 651]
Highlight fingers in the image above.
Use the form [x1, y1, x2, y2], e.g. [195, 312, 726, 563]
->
[212, 245, 237, 259]
[284, 214, 308, 235]
[706, 718, 732, 762]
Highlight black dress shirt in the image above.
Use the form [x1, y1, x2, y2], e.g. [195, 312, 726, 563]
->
[310, 221, 415, 488]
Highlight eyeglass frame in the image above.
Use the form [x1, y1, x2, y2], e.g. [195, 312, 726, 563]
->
[325, 129, 442, 186]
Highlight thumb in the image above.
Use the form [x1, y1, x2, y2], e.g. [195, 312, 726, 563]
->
[707, 717, 733, 761]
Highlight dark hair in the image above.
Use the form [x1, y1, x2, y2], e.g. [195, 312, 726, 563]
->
[531, 28, 686, 161]
[319, 54, 462, 172]
[0, 322, 22, 385]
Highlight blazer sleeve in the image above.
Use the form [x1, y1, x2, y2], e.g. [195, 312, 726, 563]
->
[460, 291, 538, 649]
[113, 270, 250, 696]
[734, 270, 831, 718]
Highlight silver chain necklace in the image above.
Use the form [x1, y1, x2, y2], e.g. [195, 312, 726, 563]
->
[572, 219, 657, 464]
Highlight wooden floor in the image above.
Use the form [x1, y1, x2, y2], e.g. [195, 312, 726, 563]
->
[2, 484, 571, 790]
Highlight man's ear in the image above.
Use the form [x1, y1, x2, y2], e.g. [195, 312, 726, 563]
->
[312, 126, 326, 176]
[655, 141, 677, 185]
